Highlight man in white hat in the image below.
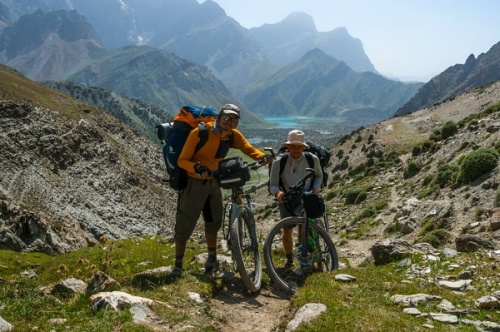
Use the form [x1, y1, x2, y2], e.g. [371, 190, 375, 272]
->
[268, 129, 323, 268]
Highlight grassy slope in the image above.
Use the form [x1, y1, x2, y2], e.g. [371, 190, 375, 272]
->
[1, 238, 497, 331]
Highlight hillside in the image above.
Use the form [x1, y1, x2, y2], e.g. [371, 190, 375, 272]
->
[0, 64, 499, 331]
[0, 64, 177, 253]
[41, 81, 167, 142]
[65, 45, 268, 128]
[321, 81, 500, 264]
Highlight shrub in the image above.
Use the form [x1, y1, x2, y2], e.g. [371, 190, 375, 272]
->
[422, 140, 436, 153]
[441, 121, 458, 139]
[404, 160, 420, 178]
[345, 187, 366, 205]
[419, 229, 450, 248]
[411, 145, 422, 157]
[339, 159, 349, 170]
[480, 102, 500, 116]
[458, 148, 499, 183]
[433, 163, 459, 188]
[325, 190, 337, 201]
[355, 191, 368, 204]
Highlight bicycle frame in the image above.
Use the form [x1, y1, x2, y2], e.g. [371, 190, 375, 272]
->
[219, 161, 266, 293]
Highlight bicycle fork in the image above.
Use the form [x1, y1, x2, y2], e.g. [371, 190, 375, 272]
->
[295, 217, 318, 273]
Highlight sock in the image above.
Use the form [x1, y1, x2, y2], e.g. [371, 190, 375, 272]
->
[286, 254, 293, 263]
[175, 254, 184, 269]
[207, 247, 217, 262]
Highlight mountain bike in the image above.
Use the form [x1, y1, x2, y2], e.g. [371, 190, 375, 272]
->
[263, 167, 339, 293]
[217, 154, 270, 293]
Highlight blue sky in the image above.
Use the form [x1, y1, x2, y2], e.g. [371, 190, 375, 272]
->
[199, 0, 500, 82]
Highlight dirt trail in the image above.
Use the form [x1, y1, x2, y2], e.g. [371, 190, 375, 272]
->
[210, 286, 291, 332]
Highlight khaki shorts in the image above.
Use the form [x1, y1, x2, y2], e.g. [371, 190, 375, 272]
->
[174, 177, 223, 243]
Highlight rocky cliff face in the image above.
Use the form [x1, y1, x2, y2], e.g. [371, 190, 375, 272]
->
[395, 41, 500, 117]
[0, 66, 177, 254]
[248, 13, 376, 74]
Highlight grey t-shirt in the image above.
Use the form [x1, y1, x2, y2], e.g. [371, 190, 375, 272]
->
[269, 153, 323, 195]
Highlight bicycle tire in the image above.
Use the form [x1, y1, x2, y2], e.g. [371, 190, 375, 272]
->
[230, 207, 262, 293]
[263, 216, 338, 293]
[222, 200, 232, 241]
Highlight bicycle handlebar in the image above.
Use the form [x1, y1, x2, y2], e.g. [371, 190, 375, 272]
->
[284, 168, 316, 195]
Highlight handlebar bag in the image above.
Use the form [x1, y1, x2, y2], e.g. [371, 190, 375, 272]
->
[302, 192, 325, 218]
[283, 191, 303, 216]
[216, 156, 250, 189]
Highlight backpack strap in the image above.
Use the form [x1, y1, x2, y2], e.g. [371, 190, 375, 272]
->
[195, 122, 209, 153]
[195, 124, 234, 158]
[278, 154, 288, 192]
[304, 151, 314, 169]
[278, 152, 314, 192]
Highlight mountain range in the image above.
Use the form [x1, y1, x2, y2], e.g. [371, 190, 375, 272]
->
[0, 0, 499, 133]
[0, 0, 419, 127]
[243, 48, 420, 125]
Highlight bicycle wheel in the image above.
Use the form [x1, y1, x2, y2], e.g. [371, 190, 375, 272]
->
[230, 206, 262, 293]
[263, 216, 338, 293]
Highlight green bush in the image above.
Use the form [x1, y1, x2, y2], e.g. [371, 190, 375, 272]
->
[480, 101, 500, 116]
[433, 163, 459, 188]
[339, 159, 349, 170]
[458, 148, 499, 183]
[419, 229, 450, 248]
[422, 140, 436, 153]
[404, 160, 420, 178]
[355, 191, 368, 204]
[325, 190, 337, 201]
[345, 187, 366, 205]
[441, 121, 458, 139]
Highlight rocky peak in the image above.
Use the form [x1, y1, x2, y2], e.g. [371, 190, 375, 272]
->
[395, 41, 500, 116]
[0, 9, 100, 60]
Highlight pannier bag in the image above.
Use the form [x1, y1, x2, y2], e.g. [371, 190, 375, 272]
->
[302, 192, 325, 218]
[216, 156, 250, 189]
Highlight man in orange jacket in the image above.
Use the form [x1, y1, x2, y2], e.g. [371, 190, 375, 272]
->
[170, 104, 272, 277]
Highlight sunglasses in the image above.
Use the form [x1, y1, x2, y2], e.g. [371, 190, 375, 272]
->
[222, 114, 239, 124]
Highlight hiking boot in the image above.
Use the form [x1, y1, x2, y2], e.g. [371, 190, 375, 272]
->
[204, 259, 220, 274]
[168, 266, 183, 279]
[284, 260, 295, 269]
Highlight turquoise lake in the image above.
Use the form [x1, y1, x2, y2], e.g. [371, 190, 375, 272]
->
[262, 115, 314, 129]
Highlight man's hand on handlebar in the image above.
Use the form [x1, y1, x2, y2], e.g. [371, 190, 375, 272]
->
[262, 154, 274, 165]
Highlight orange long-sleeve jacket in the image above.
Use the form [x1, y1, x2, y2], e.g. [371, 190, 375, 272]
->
[177, 122, 265, 180]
